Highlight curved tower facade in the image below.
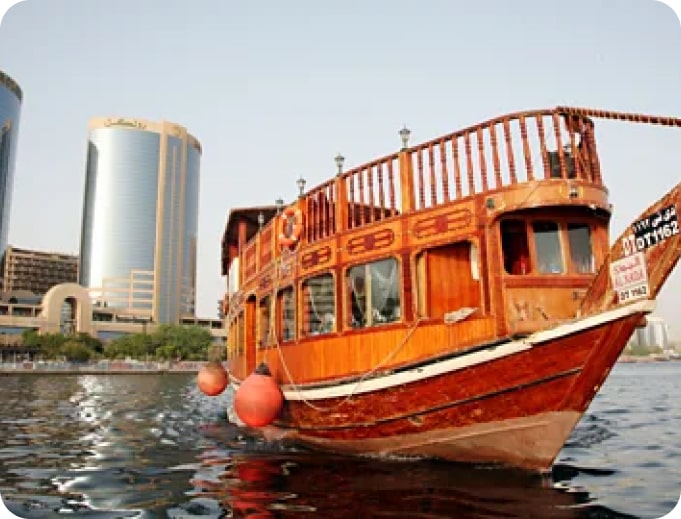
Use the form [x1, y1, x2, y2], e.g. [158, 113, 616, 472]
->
[79, 118, 201, 324]
[0, 70, 22, 258]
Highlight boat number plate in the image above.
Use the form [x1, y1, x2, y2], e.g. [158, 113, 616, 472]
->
[622, 204, 678, 256]
[609, 251, 649, 303]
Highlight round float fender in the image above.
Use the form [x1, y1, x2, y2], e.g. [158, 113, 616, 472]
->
[278, 207, 304, 250]
[234, 363, 284, 427]
[197, 361, 229, 396]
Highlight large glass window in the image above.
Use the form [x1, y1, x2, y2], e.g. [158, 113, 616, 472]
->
[347, 258, 401, 329]
[533, 222, 564, 274]
[568, 223, 594, 273]
[302, 274, 335, 336]
[258, 296, 271, 348]
[278, 287, 295, 342]
[501, 220, 530, 275]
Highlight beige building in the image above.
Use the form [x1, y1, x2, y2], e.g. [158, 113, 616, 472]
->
[79, 117, 201, 324]
[1, 245, 78, 295]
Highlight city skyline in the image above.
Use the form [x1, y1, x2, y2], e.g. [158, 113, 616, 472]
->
[0, 0, 680, 336]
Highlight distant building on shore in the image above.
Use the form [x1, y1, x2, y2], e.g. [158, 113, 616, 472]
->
[632, 316, 670, 351]
[0, 70, 22, 260]
[79, 117, 201, 324]
[1, 245, 78, 295]
[0, 281, 224, 348]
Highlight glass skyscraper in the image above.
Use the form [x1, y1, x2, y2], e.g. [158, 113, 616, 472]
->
[0, 70, 22, 258]
[79, 118, 201, 324]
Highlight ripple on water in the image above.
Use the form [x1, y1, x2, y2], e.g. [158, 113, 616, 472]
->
[0, 366, 679, 518]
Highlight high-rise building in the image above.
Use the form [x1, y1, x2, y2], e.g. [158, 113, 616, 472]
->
[634, 316, 670, 351]
[0, 70, 22, 260]
[79, 117, 201, 324]
[1, 245, 78, 295]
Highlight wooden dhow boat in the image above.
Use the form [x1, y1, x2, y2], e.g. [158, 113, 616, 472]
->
[219, 106, 681, 471]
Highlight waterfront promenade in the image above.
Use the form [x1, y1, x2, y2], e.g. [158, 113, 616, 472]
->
[0, 360, 212, 375]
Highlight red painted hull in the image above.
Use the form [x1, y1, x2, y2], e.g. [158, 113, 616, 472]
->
[230, 306, 646, 471]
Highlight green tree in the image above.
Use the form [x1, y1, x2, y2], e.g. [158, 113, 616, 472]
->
[40, 333, 67, 360]
[74, 332, 104, 355]
[21, 329, 41, 349]
[61, 340, 93, 363]
[104, 333, 151, 359]
[150, 324, 213, 360]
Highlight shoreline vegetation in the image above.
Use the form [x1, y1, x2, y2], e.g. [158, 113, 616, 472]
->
[0, 359, 211, 375]
[0, 325, 224, 374]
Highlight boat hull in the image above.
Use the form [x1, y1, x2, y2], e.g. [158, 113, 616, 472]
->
[229, 301, 652, 471]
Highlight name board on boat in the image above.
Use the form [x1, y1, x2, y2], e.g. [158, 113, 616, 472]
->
[609, 251, 649, 303]
[622, 205, 678, 256]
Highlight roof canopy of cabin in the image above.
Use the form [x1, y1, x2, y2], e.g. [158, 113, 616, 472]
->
[222, 206, 279, 275]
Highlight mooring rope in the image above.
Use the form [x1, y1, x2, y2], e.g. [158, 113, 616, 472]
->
[554, 106, 681, 128]
[265, 235, 424, 412]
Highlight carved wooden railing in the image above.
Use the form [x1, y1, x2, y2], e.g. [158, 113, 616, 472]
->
[239, 106, 681, 283]
[299, 107, 603, 244]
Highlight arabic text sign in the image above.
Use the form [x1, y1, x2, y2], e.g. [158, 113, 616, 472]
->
[610, 252, 649, 303]
[623, 205, 678, 256]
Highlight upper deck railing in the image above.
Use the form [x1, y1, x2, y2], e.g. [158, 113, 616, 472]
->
[299, 107, 602, 244]
[237, 106, 681, 282]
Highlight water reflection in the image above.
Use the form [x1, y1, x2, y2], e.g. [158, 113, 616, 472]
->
[181, 448, 615, 518]
[0, 374, 217, 517]
[0, 366, 678, 518]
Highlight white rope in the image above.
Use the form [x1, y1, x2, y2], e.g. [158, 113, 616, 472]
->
[266, 241, 424, 412]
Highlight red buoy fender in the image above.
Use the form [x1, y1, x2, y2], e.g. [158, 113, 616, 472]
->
[197, 361, 229, 396]
[234, 363, 284, 427]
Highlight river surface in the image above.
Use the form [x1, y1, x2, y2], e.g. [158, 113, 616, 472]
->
[0, 362, 679, 518]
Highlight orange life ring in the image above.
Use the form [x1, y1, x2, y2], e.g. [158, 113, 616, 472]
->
[279, 207, 304, 249]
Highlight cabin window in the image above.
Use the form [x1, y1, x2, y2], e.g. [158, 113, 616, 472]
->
[347, 258, 400, 329]
[235, 311, 244, 356]
[533, 221, 564, 274]
[278, 287, 295, 342]
[568, 223, 594, 273]
[302, 273, 335, 336]
[501, 220, 530, 275]
[258, 296, 271, 348]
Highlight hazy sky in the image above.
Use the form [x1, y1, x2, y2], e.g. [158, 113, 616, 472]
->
[0, 0, 680, 337]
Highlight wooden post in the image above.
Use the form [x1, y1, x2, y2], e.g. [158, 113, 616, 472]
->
[399, 150, 415, 213]
[334, 175, 348, 233]
[237, 221, 247, 285]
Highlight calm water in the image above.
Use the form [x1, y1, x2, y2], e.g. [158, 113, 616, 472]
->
[0, 363, 679, 518]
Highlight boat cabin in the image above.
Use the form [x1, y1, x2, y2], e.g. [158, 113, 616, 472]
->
[221, 108, 612, 380]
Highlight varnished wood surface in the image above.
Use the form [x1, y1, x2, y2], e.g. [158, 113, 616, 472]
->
[229, 316, 497, 384]
[234, 312, 641, 469]
[581, 181, 681, 314]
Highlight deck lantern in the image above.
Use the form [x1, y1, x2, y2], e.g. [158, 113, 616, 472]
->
[297, 176, 306, 198]
[275, 197, 284, 214]
[399, 125, 411, 149]
[335, 153, 345, 176]
[257, 211, 265, 230]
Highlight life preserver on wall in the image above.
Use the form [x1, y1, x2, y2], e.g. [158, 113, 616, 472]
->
[279, 207, 304, 249]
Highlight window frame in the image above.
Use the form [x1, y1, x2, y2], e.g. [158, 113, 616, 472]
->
[300, 271, 336, 337]
[344, 256, 402, 331]
[500, 217, 595, 276]
[277, 285, 296, 343]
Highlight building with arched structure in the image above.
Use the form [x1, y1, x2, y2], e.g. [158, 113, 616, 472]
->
[0, 282, 225, 347]
[79, 118, 201, 324]
[0, 70, 22, 259]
